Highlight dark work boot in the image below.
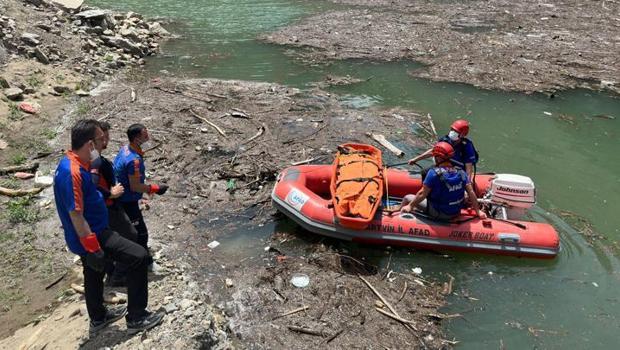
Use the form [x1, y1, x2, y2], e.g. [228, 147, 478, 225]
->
[89, 305, 127, 335]
[126, 310, 165, 334]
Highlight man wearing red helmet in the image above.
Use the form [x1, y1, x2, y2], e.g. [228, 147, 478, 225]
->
[408, 119, 478, 180]
[401, 141, 486, 220]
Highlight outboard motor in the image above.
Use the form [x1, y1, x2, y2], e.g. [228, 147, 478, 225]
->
[482, 174, 536, 220]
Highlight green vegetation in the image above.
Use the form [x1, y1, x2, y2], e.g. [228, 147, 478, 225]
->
[26, 71, 44, 88]
[5, 197, 39, 224]
[75, 101, 91, 116]
[0, 231, 15, 244]
[0, 177, 20, 190]
[10, 152, 27, 166]
[41, 128, 57, 140]
[74, 78, 92, 91]
[8, 102, 22, 121]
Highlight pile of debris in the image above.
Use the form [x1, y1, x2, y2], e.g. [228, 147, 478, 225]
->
[262, 0, 620, 94]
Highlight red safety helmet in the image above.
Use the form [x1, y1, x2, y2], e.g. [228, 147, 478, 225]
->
[432, 141, 454, 160]
[451, 119, 470, 136]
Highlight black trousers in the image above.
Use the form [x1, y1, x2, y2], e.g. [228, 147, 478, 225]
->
[107, 204, 139, 279]
[120, 201, 153, 265]
[108, 204, 138, 242]
[120, 201, 149, 249]
[81, 229, 148, 322]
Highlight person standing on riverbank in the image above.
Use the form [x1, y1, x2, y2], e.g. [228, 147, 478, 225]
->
[53, 119, 164, 334]
[113, 123, 168, 270]
[401, 141, 486, 220]
[408, 119, 479, 180]
[91, 121, 139, 287]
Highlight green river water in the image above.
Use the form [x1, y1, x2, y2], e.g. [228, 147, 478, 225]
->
[90, 1, 620, 348]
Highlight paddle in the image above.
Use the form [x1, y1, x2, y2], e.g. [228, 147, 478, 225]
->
[385, 161, 423, 172]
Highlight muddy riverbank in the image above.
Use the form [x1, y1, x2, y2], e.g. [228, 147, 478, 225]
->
[1, 1, 454, 345]
[0, 0, 175, 339]
[79, 76, 453, 348]
[261, 0, 620, 94]
[0, 72, 455, 348]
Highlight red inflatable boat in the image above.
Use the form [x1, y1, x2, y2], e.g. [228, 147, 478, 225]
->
[271, 165, 560, 259]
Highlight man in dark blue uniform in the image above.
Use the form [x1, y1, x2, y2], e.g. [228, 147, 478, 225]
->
[113, 123, 168, 268]
[408, 119, 479, 180]
[90, 121, 138, 286]
[401, 141, 486, 220]
[54, 119, 163, 335]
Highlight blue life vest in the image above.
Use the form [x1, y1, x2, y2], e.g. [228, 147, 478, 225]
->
[439, 135, 479, 169]
[424, 167, 469, 216]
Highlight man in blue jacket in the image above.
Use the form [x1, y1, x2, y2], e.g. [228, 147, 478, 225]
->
[90, 121, 138, 286]
[408, 119, 479, 180]
[114, 123, 168, 268]
[54, 119, 163, 334]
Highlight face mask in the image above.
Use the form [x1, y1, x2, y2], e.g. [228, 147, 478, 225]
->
[89, 146, 100, 162]
[448, 130, 460, 141]
[141, 140, 153, 150]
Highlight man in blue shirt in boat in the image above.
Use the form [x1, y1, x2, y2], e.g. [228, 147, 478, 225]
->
[408, 119, 479, 180]
[400, 141, 486, 221]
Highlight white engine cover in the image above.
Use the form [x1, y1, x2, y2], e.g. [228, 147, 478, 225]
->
[489, 174, 536, 209]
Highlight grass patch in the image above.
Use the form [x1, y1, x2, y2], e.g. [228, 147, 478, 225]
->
[74, 78, 92, 91]
[0, 288, 24, 306]
[8, 103, 22, 121]
[26, 72, 44, 88]
[75, 101, 91, 116]
[0, 231, 15, 244]
[0, 177, 20, 190]
[41, 128, 57, 140]
[17, 137, 52, 156]
[5, 197, 39, 224]
[10, 153, 27, 166]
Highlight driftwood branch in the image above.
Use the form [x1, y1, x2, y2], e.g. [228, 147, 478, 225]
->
[45, 272, 68, 290]
[243, 125, 265, 144]
[287, 326, 327, 337]
[188, 108, 227, 137]
[359, 275, 418, 332]
[324, 328, 346, 344]
[291, 156, 327, 166]
[272, 306, 309, 320]
[375, 307, 418, 329]
[426, 113, 438, 137]
[0, 186, 44, 197]
[0, 162, 39, 175]
[366, 133, 405, 157]
[398, 281, 408, 302]
[427, 312, 462, 320]
[71, 283, 126, 304]
[282, 123, 328, 145]
[358, 275, 399, 317]
[205, 91, 227, 99]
